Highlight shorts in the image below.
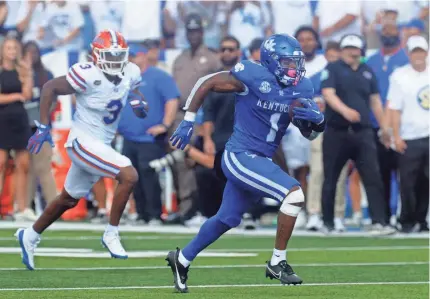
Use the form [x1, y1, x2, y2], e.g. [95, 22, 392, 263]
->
[282, 126, 310, 170]
[64, 138, 131, 199]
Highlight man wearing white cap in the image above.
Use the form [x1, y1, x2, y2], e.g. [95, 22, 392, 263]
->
[320, 34, 396, 235]
[388, 35, 429, 233]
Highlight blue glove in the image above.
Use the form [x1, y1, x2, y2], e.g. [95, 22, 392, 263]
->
[170, 120, 194, 150]
[293, 98, 324, 125]
[130, 98, 148, 119]
[27, 121, 54, 154]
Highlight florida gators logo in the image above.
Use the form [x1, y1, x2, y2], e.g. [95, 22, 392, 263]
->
[417, 85, 429, 110]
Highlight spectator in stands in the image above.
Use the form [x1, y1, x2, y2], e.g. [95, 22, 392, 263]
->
[122, 0, 161, 45]
[388, 36, 429, 233]
[171, 13, 220, 221]
[16, 1, 51, 54]
[142, 38, 170, 74]
[269, 0, 312, 36]
[306, 41, 347, 232]
[401, 19, 425, 48]
[39, 0, 85, 54]
[118, 44, 180, 225]
[0, 1, 22, 39]
[366, 19, 408, 226]
[227, 1, 267, 49]
[247, 37, 263, 61]
[87, 0, 123, 34]
[163, 1, 228, 49]
[312, 0, 361, 47]
[22, 41, 57, 211]
[0, 36, 34, 221]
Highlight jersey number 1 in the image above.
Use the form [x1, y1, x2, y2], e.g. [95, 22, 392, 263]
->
[103, 99, 123, 124]
[266, 113, 281, 142]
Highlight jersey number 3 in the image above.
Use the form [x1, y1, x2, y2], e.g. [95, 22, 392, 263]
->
[103, 99, 123, 124]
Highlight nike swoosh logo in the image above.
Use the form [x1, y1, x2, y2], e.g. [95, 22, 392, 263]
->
[293, 92, 300, 95]
[312, 109, 321, 114]
[267, 266, 281, 279]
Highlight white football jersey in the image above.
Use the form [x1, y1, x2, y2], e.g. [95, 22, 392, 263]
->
[65, 62, 141, 147]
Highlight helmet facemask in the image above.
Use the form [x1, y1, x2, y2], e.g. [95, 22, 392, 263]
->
[93, 47, 129, 76]
[273, 54, 306, 86]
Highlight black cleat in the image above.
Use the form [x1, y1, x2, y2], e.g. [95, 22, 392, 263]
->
[166, 248, 189, 293]
[265, 260, 303, 285]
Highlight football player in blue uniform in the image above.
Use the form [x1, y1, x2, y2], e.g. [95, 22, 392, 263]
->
[167, 34, 325, 292]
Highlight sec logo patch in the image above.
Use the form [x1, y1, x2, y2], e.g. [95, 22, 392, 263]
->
[417, 85, 429, 110]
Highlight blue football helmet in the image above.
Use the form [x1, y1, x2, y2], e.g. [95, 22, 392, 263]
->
[260, 34, 306, 86]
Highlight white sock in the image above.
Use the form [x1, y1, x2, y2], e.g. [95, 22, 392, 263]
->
[270, 248, 286, 266]
[98, 208, 107, 215]
[105, 224, 118, 234]
[27, 226, 41, 242]
[178, 250, 191, 267]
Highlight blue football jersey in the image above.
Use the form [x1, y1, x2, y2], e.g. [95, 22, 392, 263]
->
[226, 60, 314, 157]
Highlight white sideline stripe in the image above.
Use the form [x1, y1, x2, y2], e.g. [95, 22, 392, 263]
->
[0, 261, 427, 271]
[0, 281, 428, 291]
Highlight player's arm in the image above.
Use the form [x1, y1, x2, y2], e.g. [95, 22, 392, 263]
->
[39, 76, 75, 125]
[184, 71, 244, 117]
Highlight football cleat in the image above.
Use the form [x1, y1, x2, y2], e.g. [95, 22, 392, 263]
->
[102, 231, 128, 259]
[15, 228, 40, 270]
[266, 260, 303, 285]
[166, 248, 189, 293]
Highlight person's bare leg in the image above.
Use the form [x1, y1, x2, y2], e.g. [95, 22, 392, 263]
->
[350, 168, 362, 214]
[33, 189, 79, 233]
[93, 178, 107, 211]
[0, 149, 8, 197]
[13, 150, 30, 213]
[109, 166, 138, 226]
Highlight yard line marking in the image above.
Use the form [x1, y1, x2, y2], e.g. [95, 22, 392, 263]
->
[207, 246, 430, 252]
[0, 281, 428, 291]
[0, 261, 427, 271]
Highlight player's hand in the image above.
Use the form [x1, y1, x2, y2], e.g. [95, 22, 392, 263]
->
[394, 136, 407, 154]
[146, 124, 167, 136]
[203, 137, 216, 155]
[378, 127, 391, 149]
[292, 98, 324, 125]
[27, 121, 54, 154]
[342, 107, 361, 123]
[130, 99, 148, 119]
[170, 120, 194, 150]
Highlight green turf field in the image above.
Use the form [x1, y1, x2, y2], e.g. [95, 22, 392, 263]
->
[0, 229, 428, 299]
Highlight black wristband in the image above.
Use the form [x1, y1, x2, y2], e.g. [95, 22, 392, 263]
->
[311, 119, 326, 132]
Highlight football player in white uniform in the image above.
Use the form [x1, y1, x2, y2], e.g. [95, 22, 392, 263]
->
[15, 30, 147, 270]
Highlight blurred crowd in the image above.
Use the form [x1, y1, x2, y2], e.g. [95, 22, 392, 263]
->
[0, 1, 428, 235]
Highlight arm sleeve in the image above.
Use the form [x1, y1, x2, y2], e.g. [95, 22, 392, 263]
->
[370, 69, 379, 95]
[159, 73, 180, 103]
[387, 72, 403, 110]
[230, 61, 255, 95]
[129, 64, 142, 90]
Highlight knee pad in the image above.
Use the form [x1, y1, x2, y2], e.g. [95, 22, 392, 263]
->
[280, 188, 305, 217]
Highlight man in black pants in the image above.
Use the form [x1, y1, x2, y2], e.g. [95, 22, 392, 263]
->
[388, 36, 429, 233]
[320, 34, 396, 235]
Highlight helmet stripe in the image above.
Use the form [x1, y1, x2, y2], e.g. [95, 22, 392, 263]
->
[109, 29, 118, 47]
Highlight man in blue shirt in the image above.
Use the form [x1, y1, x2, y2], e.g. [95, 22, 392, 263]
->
[118, 44, 180, 225]
[366, 19, 409, 225]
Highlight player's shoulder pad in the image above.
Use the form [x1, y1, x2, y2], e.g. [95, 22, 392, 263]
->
[124, 62, 142, 89]
[66, 62, 98, 93]
[231, 60, 274, 89]
[296, 77, 314, 98]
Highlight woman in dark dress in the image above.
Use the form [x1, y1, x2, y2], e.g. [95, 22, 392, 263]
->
[0, 36, 34, 220]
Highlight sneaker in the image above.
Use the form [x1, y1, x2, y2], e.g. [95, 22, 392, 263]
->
[320, 223, 335, 235]
[295, 210, 307, 229]
[90, 213, 108, 224]
[147, 219, 163, 226]
[242, 213, 258, 230]
[14, 209, 38, 222]
[166, 248, 189, 293]
[334, 218, 346, 232]
[102, 231, 128, 259]
[14, 228, 40, 270]
[351, 212, 363, 227]
[306, 214, 322, 231]
[265, 260, 303, 285]
[369, 224, 397, 236]
[184, 213, 207, 227]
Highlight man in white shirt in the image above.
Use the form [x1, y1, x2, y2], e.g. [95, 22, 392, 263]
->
[121, 0, 160, 43]
[270, 0, 312, 36]
[39, 1, 85, 52]
[313, 0, 361, 47]
[388, 35, 429, 233]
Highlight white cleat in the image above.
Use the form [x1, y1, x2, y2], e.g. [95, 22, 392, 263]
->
[15, 228, 40, 270]
[102, 231, 128, 259]
[334, 218, 346, 232]
[306, 214, 322, 231]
